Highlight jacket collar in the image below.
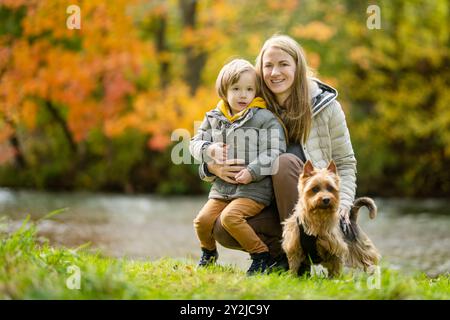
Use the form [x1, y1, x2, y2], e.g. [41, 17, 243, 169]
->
[217, 97, 267, 123]
[205, 97, 266, 131]
[309, 78, 338, 117]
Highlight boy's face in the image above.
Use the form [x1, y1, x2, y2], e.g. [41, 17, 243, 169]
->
[226, 71, 257, 115]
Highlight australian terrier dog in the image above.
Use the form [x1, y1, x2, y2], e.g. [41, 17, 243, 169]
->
[282, 160, 380, 277]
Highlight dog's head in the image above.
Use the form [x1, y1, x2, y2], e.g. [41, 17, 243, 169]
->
[299, 160, 340, 216]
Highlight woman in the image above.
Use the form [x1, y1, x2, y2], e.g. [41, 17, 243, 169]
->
[199, 34, 357, 270]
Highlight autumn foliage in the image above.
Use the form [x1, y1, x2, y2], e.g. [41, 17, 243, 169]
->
[0, 0, 448, 196]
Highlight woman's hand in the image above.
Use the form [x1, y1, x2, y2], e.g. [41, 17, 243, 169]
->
[339, 207, 357, 240]
[339, 207, 350, 224]
[206, 142, 228, 163]
[207, 159, 246, 184]
[235, 168, 252, 184]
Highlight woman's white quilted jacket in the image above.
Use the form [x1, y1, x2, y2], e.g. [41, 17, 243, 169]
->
[303, 79, 357, 211]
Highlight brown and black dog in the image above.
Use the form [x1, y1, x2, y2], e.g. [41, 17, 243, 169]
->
[282, 160, 380, 277]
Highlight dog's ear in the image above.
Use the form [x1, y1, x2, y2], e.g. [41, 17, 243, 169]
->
[302, 160, 315, 177]
[327, 160, 337, 174]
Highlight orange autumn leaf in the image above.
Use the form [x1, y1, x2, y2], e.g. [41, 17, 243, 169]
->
[148, 134, 171, 152]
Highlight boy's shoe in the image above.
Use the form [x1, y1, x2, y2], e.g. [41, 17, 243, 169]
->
[246, 252, 271, 276]
[198, 248, 218, 267]
[265, 253, 289, 274]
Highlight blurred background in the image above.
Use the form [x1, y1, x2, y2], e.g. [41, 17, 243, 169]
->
[0, 0, 449, 276]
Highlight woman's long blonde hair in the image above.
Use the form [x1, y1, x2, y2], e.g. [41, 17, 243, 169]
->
[255, 34, 313, 144]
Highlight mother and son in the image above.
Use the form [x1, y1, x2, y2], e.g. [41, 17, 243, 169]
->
[189, 34, 363, 275]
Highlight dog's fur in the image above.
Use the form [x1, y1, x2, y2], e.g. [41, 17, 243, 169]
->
[344, 197, 380, 270]
[282, 160, 380, 277]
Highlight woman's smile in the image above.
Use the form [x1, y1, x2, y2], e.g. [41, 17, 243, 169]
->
[270, 78, 286, 85]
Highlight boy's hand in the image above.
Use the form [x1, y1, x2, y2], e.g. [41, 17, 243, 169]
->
[235, 168, 252, 184]
[206, 142, 228, 163]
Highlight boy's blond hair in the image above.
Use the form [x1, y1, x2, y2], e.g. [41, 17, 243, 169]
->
[215, 59, 260, 102]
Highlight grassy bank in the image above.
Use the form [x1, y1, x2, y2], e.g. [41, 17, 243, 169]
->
[1, 217, 449, 300]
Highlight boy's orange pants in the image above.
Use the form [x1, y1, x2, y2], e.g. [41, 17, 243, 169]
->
[193, 198, 268, 254]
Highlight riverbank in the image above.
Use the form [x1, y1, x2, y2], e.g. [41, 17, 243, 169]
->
[1, 217, 448, 300]
[2, 190, 450, 277]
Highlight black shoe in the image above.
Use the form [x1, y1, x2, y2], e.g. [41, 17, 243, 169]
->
[198, 248, 218, 267]
[246, 252, 271, 276]
[265, 253, 289, 274]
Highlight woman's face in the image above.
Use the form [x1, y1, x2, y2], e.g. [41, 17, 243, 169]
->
[262, 46, 296, 105]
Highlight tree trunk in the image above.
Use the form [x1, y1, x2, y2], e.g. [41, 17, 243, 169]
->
[44, 101, 78, 154]
[179, 0, 208, 95]
[155, 13, 170, 89]
[1, 115, 26, 168]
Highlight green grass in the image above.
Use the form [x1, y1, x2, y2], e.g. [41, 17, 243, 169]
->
[1, 217, 449, 300]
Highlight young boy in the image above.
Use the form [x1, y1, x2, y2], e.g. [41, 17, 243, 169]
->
[189, 59, 287, 275]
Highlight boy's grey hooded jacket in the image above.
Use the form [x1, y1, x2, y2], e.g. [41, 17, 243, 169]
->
[189, 97, 287, 206]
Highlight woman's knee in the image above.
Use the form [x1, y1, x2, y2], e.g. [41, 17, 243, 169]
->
[272, 154, 303, 182]
[212, 218, 242, 249]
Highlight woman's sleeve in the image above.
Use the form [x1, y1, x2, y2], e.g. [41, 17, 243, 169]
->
[329, 101, 357, 210]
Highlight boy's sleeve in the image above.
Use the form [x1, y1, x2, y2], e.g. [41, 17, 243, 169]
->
[247, 114, 287, 182]
[189, 116, 213, 163]
[189, 116, 216, 183]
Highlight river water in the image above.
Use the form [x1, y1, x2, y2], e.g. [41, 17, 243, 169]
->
[0, 189, 449, 277]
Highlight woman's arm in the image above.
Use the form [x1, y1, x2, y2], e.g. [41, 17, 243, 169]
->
[191, 116, 244, 184]
[328, 101, 357, 214]
[206, 159, 246, 184]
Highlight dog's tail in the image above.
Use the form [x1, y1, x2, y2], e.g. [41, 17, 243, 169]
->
[350, 197, 377, 223]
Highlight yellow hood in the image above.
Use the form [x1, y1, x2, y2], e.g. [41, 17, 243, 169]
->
[218, 97, 266, 123]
